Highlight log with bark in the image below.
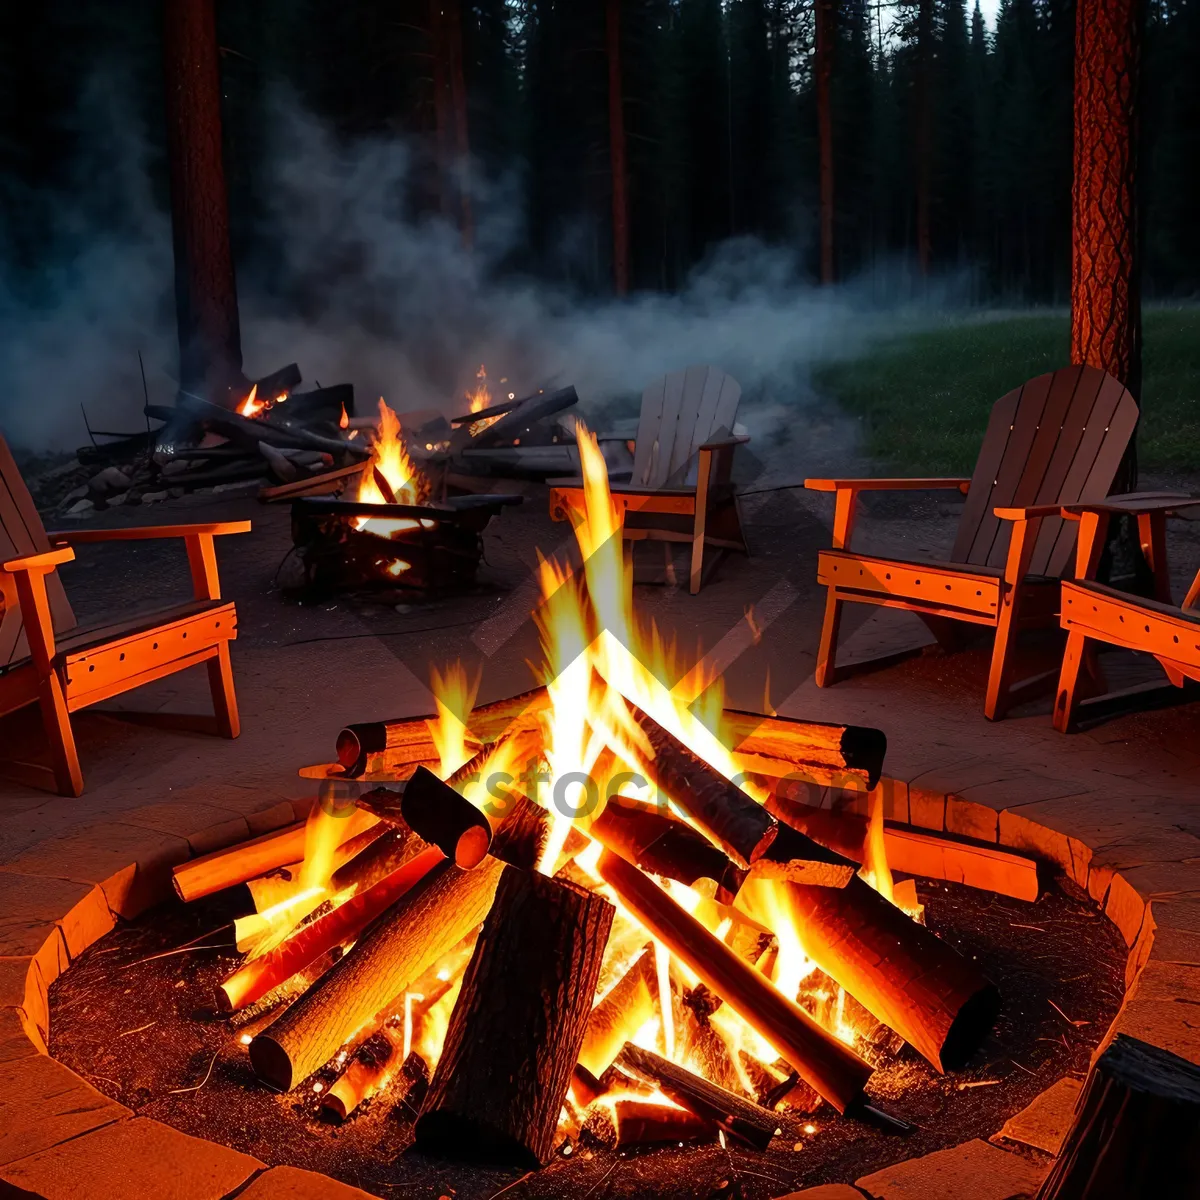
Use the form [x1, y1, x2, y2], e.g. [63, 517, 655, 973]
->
[590, 800, 747, 903]
[250, 855, 503, 1090]
[625, 704, 778, 869]
[329, 826, 416, 894]
[335, 684, 549, 776]
[595, 849, 873, 1112]
[172, 808, 378, 902]
[415, 865, 614, 1168]
[740, 874, 1000, 1073]
[723, 710, 887, 788]
[459, 385, 579, 450]
[615, 1043, 779, 1151]
[218, 845, 445, 1013]
[259, 461, 366, 503]
[1036, 1034, 1200, 1200]
[752, 819, 859, 888]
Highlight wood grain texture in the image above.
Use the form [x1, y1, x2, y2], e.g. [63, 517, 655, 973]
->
[416, 866, 613, 1167]
[251, 856, 503, 1090]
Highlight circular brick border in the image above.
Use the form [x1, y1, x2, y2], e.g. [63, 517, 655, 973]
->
[2, 779, 1193, 1200]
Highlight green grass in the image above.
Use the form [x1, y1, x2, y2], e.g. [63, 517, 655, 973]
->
[813, 308, 1200, 476]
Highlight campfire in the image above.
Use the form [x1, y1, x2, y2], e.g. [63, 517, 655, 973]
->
[168, 422, 1001, 1169]
[288, 396, 521, 598]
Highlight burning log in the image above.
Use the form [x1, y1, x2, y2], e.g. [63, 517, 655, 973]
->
[218, 845, 445, 1013]
[753, 821, 859, 888]
[250, 856, 503, 1090]
[765, 794, 1040, 903]
[593, 1098, 717, 1148]
[321, 1025, 411, 1121]
[329, 826, 414, 894]
[594, 849, 872, 1113]
[615, 1043, 779, 1151]
[625, 705, 777, 869]
[416, 865, 614, 1168]
[399, 766, 492, 867]
[590, 801, 747, 904]
[1036, 1035, 1200, 1200]
[335, 685, 549, 777]
[747, 875, 1000, 1073]
[576, 947, 656, 1086]
[724, 710, 887, 789]
[461, 385, 579, 449]
[172, 809, 378, 902]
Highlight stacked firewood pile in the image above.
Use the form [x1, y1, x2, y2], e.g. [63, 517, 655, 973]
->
[171, 689, 1003, 1170]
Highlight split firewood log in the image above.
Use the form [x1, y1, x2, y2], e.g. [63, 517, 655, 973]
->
[595, 849, 872, 1113]
[575, 947, 657, 1087]
[335, 685, 549, 776]
[723, 709, 887, 787]
[739, 874, 1000, 1073]
[172, 808, 378, 902]
[250, 856, 503, 1090]
[415, 865, 614, 1168]
[615, 1043, 780, 1150]
[218, 845, 445, 1013]
[623, 703, 778, 869]
[589, 800, 748, 903]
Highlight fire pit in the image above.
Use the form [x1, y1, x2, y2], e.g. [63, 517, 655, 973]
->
[43, 427, 1129, 1196]
[286, 398, 522, 599]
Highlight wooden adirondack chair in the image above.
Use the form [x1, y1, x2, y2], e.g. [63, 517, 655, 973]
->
[549, 366, 749, 594]
[0, 436, 249, 795]
[1053, 494, 1200, 731]
[805, 365, 1139, 719]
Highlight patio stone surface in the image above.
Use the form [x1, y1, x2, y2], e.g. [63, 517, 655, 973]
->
[0, 1117, 262, 1199]
[772, 1187, 866, 1200]
[993, 1075, 1083, 1154]
[236, 1164, 387, 1199]
[0, 483, 1196, 1197]
[0, 1055, 129, 1167]
[855, 1139, 1046, 1200]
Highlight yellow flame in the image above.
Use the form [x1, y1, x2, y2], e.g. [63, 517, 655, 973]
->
[860, 787, 895, 904]
[427, 664, 480, 778]
[356, 398, 427, 528]
[238, 384, 264, 418]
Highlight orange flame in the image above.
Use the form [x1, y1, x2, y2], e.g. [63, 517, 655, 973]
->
[339, 402, 349, 429]
[427, 664, 480, 778]
[238, 384, 265, 418]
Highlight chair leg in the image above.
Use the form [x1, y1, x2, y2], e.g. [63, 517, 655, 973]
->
[984, 590, 1024, 721]
[207, 644, 240, 739]
[814, 589, 844, 688]
[37, 674, 83, 796]
[1053, 629, 1090, 733]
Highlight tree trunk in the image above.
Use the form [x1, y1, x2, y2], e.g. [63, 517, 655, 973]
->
[444, 0, 473, 250]
[607, 0, 630, 295]
[915, 0, 933, 277]
[1071, 0, 1143, 488]
[162, 0, 243, 407]
[815, 0, 835, 284]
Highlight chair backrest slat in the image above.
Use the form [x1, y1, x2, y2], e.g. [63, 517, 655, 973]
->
[0, 436, 77, 666]
[633, 366, 743, 490]
[951, 365, 1138, 576]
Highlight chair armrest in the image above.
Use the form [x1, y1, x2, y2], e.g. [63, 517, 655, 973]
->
[1059, 493, 1199, 520]
[698, 434, 751, 451]
[47, 521, 251, 543]
[993, 505, 1064, 521]
[2, 546, 76, 574]
[805, 477, 971, 494]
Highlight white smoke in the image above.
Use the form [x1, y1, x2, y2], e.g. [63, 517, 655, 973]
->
[0, 90, 962, 458]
